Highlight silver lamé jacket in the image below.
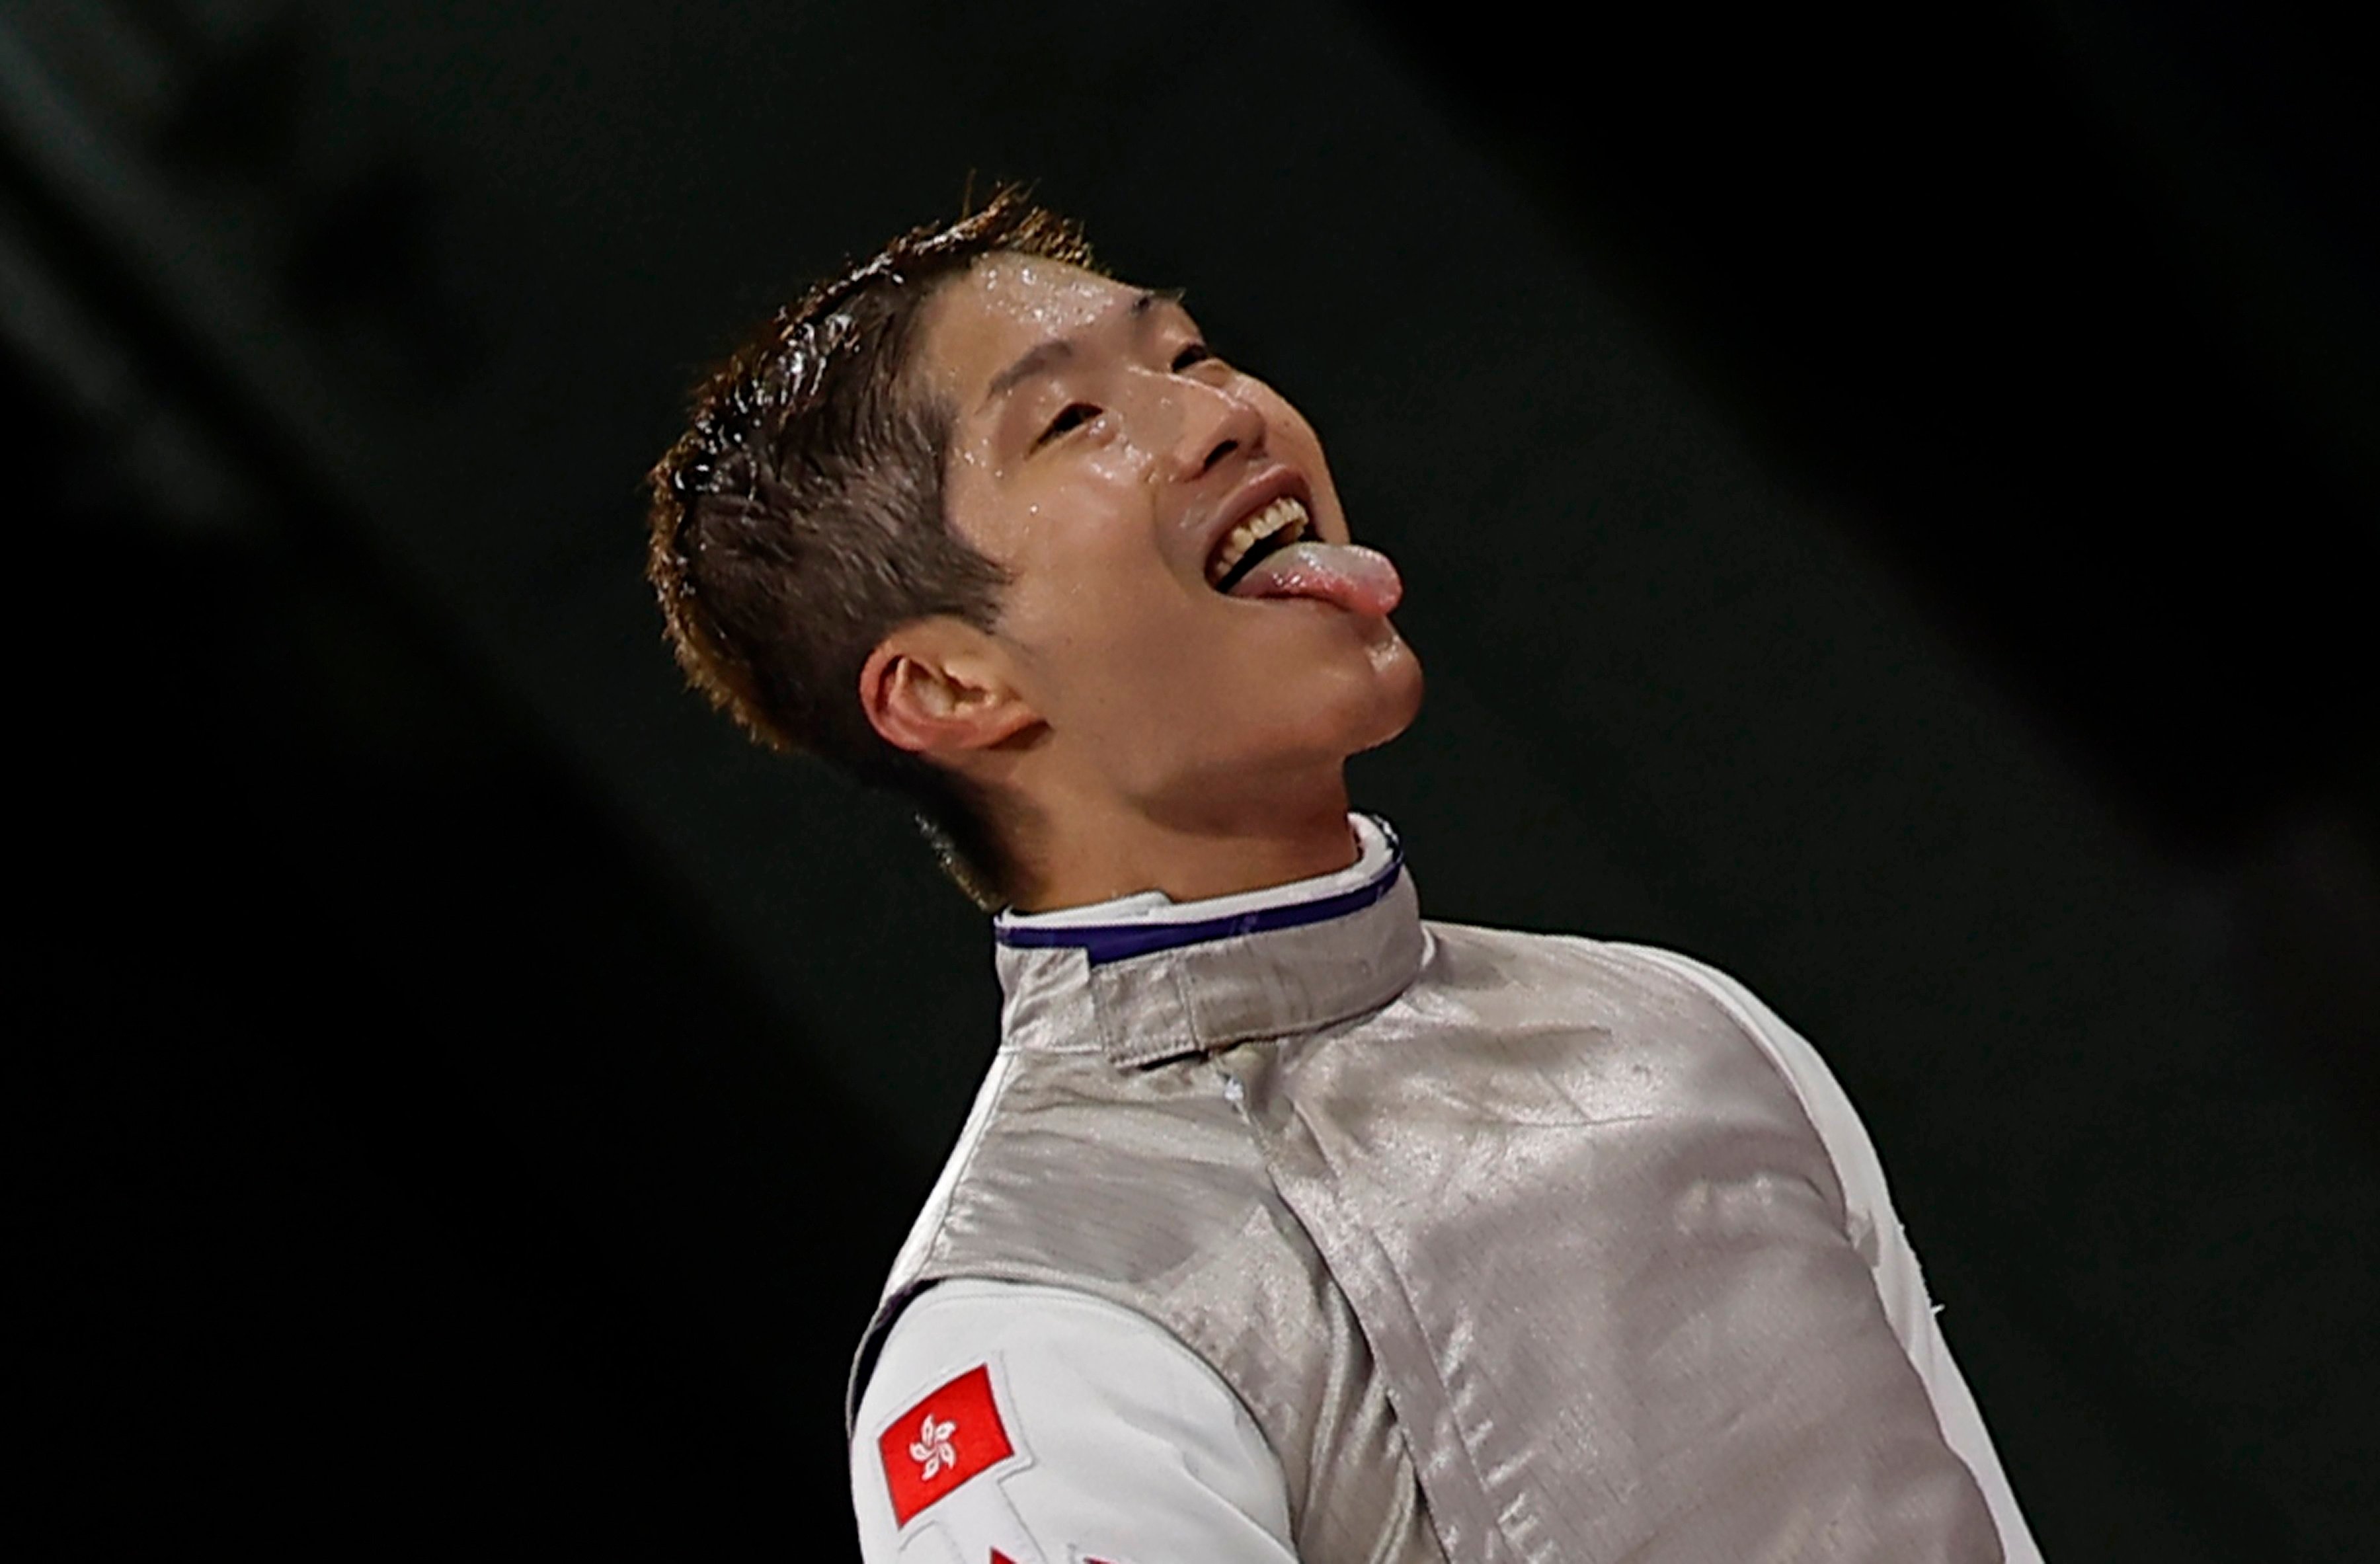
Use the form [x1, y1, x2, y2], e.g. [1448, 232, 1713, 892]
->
[850, 818, 2030, 1563]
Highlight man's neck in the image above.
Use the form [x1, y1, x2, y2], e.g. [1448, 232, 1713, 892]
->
[1008, 779, 1359, 914]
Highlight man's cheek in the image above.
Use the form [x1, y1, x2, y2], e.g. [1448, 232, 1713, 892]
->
[1255, 386, 1322, 448]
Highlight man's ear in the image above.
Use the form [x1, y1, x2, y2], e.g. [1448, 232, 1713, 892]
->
[859, 617, 1040, 761]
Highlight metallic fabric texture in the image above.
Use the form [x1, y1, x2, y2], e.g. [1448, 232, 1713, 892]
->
[855, 859, 2001, 1563]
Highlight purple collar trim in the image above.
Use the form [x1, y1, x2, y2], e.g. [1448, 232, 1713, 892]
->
[996, 826, 1405, 967]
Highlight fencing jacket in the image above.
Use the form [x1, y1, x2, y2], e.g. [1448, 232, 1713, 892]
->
[849, 816, 2040, 1563]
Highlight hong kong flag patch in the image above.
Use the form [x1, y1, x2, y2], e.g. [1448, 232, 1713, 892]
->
[878, 1364, 1017, 1526]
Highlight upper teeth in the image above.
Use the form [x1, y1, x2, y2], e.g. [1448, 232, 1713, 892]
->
[1208, 496, 1310, 584]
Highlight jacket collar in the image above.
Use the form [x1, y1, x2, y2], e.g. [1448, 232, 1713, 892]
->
[992, 816, 1427, 1068]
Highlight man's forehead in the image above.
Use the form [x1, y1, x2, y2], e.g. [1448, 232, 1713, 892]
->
[967, 253, 1124, 321]
[918, 256, 1144, 396]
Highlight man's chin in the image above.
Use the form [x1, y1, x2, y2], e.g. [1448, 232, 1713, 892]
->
[1347, 645, 1425, 758]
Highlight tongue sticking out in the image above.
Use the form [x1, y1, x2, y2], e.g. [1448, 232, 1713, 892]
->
[1225, 541, 1404, 615]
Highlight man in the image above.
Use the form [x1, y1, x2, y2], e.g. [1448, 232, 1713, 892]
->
[647, 191, 2041, 1563]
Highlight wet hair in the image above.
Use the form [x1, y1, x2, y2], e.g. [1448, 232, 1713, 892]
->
[645, 190, 1097, 907]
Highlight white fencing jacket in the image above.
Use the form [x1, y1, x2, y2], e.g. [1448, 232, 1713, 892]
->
[850, 816, 2040, 1563]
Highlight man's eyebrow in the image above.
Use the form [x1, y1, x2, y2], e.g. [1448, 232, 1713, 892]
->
[982, 340, 1075, 407]
[980, 290, 1189, 409]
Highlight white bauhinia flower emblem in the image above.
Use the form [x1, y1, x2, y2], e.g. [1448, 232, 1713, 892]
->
[909, 1412, 959, 1479]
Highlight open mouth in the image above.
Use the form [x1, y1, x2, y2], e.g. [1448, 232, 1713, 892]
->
[1206, 495, 1312, 593]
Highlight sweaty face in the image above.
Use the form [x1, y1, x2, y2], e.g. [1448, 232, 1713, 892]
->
[916, 256, 1423, 826]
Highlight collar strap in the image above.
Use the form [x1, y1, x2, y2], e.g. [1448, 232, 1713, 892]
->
[995, 826, 1405, 967]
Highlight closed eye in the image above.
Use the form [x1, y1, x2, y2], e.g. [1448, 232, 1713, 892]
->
[1035, 403, 1099, 449]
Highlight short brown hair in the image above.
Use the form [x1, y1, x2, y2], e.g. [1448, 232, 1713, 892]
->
[646, 190, 1097, 905]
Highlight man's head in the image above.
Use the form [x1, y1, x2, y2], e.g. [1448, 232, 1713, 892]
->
[648, 191, 1421, 907]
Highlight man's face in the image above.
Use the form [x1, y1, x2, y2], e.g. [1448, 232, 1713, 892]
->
[915, 255, 1423, 825]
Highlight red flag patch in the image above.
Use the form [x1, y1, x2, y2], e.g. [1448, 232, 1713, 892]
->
[878, 1364, 1015, 1526]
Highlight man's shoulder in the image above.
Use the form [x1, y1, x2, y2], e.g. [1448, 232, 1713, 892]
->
[1412, 923, 1825, 1072]
[849, 1038, 1311, 1413]
[1422, 917, 1676, 963]
[1420, 919, 1753, 1001]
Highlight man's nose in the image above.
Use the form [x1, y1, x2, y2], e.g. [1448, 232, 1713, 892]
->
[1159, 378, 1267, 481]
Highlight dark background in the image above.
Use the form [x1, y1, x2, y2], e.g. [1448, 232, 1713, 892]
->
[11, 1, 2373, 1555]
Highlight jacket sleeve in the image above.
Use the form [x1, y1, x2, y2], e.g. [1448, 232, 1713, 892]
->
[1620, 943, 2047, 1564]
[851, 1278, 1300, 1563]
